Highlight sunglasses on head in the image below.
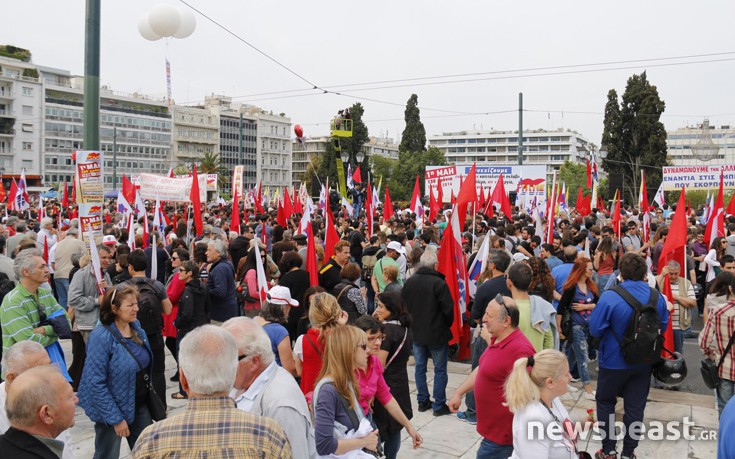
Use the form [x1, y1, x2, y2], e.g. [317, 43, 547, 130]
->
[495, 293, 510, 317]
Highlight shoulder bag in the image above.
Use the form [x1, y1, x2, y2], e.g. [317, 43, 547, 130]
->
[701, 332, 735, 390]
[104, 326, 167, 421]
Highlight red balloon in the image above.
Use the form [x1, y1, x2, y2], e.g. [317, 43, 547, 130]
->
[294, 124, 303, 138]
[71, 151, 76, 162]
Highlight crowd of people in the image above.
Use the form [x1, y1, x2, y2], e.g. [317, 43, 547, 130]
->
[0, 193, 733, 458]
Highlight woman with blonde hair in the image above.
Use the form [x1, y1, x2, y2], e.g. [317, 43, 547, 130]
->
[505, 349, 581, 458]
[295, 292, 349, 396]
[313, 325, 379, 457]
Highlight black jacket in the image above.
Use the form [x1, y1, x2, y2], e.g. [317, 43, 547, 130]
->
[401, 267, 454, 346]
[318, 257, 342, 291]
[228, 236, 251, 270]
[0, 427, 59, 459]
[332, 279, 361, 324]
[176, 280, 211, 336]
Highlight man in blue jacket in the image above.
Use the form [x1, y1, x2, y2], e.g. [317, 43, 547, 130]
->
[589, 253, 669, 459]
[206, 239, 238, 324]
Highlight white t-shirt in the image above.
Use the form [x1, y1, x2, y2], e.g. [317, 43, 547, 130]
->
[293, 334, 304, 360]
[510, 397, 577, 459]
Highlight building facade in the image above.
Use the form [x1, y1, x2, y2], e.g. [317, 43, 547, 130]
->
[428, 128, 593, 176]
[256, 109, 292, 190]
[172, 105, 219, 168]
[667, 123, 735, 165]
[0, 56, 44, 177]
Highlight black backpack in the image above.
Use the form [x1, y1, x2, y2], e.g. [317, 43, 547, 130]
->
[609, 285, 664, 365]
[130, 278, 163, 338]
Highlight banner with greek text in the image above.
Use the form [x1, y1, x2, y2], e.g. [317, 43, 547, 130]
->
[139, 173, 207, 202]
[662, 165, 735, 191]
[232, 166, 244, 197]
[75, 150, 104, 204]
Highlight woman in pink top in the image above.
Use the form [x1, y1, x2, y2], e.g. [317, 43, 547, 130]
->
[354, 316, 422, 458]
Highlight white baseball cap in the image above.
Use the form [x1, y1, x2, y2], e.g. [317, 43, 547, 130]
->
[386, 241, 406, 256]
[266, 286, 299, 307]
[512, 252, 529, 263]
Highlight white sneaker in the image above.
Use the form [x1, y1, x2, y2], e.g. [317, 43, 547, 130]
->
[567, 384, 579, 393]
[585, 391, 596, 400]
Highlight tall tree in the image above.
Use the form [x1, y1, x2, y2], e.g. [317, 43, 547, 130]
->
[399, 94, 427, 153]
[601, 72, 668, 204]
[558, 161, 588, 206]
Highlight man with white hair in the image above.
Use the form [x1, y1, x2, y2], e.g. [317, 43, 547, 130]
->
[205, 239, 238, 324]
[36, 217, 58, 251]
[223, 317, 317, 459]
[0, 342, 73, 459]
[132, 325, 292, 458]
[0, 364, 77, 459]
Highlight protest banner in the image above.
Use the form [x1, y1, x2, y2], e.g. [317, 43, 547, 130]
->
[425, 164, 547, 210]
[138, 173, 207, 202]
[79, 203, 104, 244]
[206, 174, 218, 192]
[662, 165, 735, 191]
[75, 151, 104, 204]
[232, 166, 244, 197]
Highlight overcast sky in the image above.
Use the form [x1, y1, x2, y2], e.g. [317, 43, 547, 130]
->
[3, 0, 735, 147]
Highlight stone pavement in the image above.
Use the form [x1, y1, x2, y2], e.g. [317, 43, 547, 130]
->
[64, 345, 720, 458]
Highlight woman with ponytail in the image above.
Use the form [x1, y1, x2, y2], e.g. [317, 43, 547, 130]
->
[505, 349, 588, 458]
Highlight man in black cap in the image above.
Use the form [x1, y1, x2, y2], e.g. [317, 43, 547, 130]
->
[294, 234, 308, 268]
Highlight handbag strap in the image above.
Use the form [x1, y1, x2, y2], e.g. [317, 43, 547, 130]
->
[385, 328, 408, 368]
[717, 328, 735, 369]
[305, 332, 323, 358]
[104, 325, 145, 373]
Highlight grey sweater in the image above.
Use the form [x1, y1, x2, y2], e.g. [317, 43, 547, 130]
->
[68, 264, 112, 330]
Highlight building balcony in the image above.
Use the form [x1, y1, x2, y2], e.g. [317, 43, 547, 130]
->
[0, 109, 13, 118]
[0, 128, 14, 137]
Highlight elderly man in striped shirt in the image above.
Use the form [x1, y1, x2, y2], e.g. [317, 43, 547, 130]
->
[1, 249, 69, 354]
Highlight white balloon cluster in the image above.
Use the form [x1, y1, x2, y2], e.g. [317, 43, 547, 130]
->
[138, 4, 196, 41]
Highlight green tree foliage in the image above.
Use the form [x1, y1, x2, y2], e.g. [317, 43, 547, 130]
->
[339, 103, 370, 181]
[198, 151, 227, 187]
[390, 146, 447, 201]
[399, 94, 427, 153]
[601, 72, 668, 204]
[370, 155, 397, 188]
[558, 161, 589, 206]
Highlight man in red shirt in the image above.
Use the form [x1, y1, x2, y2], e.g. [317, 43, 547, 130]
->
[448, 294, 535, 459]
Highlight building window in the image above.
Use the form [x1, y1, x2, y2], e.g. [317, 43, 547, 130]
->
[22, 87, 33, 96]
[22, 123, 33, 132]
[21, 160, 33, 170]
[22, 105, 33, 115]
[22, 142, 32, 151]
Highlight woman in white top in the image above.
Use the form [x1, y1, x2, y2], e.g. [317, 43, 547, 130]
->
[506, 349, 590, 459]
[702, 237, 726, 283]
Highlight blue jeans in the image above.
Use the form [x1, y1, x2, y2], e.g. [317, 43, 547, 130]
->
[717, 379, 735, 417]
[596, 273, 612, 293]
[465, 333, 488, 417]
[366, 282, 376, 315]
[55, 277, 70, 310]
[93, 404, 152, 459]
[413, 342, 448, 410]
[565, 324, 591, 384]
[382, 430, 402, 459]
[476, 438, 513, 459]
[673, 329, 684, 354]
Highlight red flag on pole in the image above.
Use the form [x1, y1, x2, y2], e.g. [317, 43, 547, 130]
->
[122, 175, 136, 206]
[293, 187, 303, 215]
[7, 179, 17, 211]
[586, 159, 592, 189]
[189, 165, 203, 237]
[727, 193, 735, 217]
[436, 208, 469, 353]
[429, 186, 440, 221]
[383, 186, 394, 221]
[436, 180, 444, 206]
[230, 189, 240, 234]
[660, 275, 676, 359]
[479, 185, 486, 207]
[409, 175, 422, 214]
[366, 182, 374, 237]
[42, 236, 49, 263]
[611, 190, 622, 239]
[283, 188, 294, 220]
[61, 179, 69, 207]
[491, 173, 512, 219]
[704, 171, 725, 247]
[324, 208, 340, 262]
[306, 225, 319, 284]
[352, 165, 362, 183]
[456, 164, 477, 220]
[658, 187, 688, 275]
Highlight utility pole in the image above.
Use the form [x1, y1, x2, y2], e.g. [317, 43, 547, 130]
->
[83, 0, 100, 150]
[518, 92, 524, 165]
[112, 127, 117, 189]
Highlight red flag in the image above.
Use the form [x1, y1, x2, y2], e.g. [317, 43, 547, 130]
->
[254, 181, 264, 215]
[658, 187, 688, 275]
[122, 175, 136, 206]
[576, 186, 591, 216]
[306, 225, 319, 285]
[71, 179, 76, 205]
[293, 188, 303, 215]
[61, 179, 69, 207]
[42, 236, 48, 263]
[660, 275, 676, 359]
[383, 186, 394, 221]
[436, 180, 444, 206]
[276, 200, 287, 227]
[586, 159, 592, 189]
[456, 164, 477, 219]
[283, 188, 294, 220]
[409, 175, 422, 214]
[483, 194, 495, 218]
[436, 212, 465, 347]
[7, 179, 17, 211]
[0, 180, 7, 205]
[546, 181, 558, 243]
[189, 165, 203, 237]
[611, 190, 622, 239]
[230, 189, 241, 233]
[324, 207, 340, 262]
[479, 185, 486, 206]
[704, 171, 725, 246]
[352, 165, 362, 183]
[429, 186, 440, 221]
[491, 173, 512, 219]
[727, 193, 735, 217]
